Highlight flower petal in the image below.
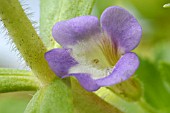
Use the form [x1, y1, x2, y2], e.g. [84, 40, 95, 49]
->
[101, 6, 142, 52]
[52, 16, 101, 47]
[63, 73, 100, 91]
[45, 48, 78, 77]
[96, 52, 139, 86]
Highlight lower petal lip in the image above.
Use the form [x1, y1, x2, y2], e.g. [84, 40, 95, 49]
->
[58, 52, 139, 91]
[96, 52, 139, 86]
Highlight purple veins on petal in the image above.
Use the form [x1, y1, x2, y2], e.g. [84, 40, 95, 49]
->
[45, 6, 142, 91]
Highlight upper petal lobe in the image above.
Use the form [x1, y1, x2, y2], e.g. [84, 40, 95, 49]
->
[52, 16, 101, 47]
[101, 6, 142, 52]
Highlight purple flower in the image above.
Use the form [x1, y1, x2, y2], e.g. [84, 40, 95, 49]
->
[45, 6, 142, 91]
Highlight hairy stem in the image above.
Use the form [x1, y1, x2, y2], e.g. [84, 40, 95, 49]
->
[0, 76, 40, 93]
[0, 68, 40, 93]
[0, 0, 56, 85]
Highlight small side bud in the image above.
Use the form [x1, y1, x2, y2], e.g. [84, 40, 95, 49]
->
[107, 77, 142, 101]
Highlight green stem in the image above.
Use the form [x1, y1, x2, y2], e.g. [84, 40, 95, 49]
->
[95, 88, 153, 113]
[0, 76, 40, 93]
[0, 69, 40, 93]
[0, 0, 56, 85]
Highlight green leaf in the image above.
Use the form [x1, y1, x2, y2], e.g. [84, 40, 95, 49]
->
[136, 58, 170, 113]
[71, 78, 123, 113]
[159, 62, 170, 94]
[40, 0, 96, 49]
[24, 79, 73, 113]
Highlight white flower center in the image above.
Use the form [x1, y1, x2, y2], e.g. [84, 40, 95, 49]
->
[69, 33, 121, 79]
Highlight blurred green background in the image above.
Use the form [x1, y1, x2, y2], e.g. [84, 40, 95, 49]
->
[0, 0, 170, 113]
[0, 92, 33, 113]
